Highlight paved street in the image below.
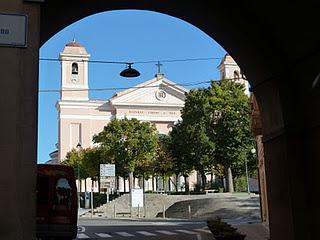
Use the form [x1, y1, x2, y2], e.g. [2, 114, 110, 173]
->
[77, 219, 214, 239]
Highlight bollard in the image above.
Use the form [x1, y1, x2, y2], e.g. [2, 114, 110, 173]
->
[91, 188, 94, 218]
[114, 204, 116, 218]
[163, 205, 166, 219]
[138, 204, 140, 218]
[130, 206, 132, 218]
[188, 205, 191, 219]
[105, 203, 107, 218]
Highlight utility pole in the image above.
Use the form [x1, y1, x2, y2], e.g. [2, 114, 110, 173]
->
[77, 143, 82, 210]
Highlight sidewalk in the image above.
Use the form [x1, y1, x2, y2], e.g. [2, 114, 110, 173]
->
[236, 223, 270, 240]
[78, 208, 91, 216]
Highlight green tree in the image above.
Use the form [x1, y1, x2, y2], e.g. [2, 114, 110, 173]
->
[63, 148, 89, 193]
[209, 79, 254, 192]
[170, 79, 255, 193]
[63, 148, 88, 180]
[63, 147, 106, 192]
[80, 147, 104, 179]
[170, 88, 215, 191]
[170, 122, 194, 193]
[152, 134, 175, 192]
[93, 118, 158, 191]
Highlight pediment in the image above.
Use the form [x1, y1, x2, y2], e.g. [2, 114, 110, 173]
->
[110, 76, 188, 107]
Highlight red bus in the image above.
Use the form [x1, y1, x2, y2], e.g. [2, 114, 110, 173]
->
[36, 164, 78, 240]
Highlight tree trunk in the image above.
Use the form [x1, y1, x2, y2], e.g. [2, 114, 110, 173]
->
[199, 169, 207, 191]
[220, 176, 224, 189]
[116, 176, 120, 192]
[184, 175, 190, 194]
[142, 175, 145, 192]
[84, 178, 87, 193]
[152, 175, 155, 192]
[123, 175, 126, 193]
[98, 176, 100, 193]
[129, 171, 134, 191]
[156, 177, 158, 192]
[175, 174, 179, 192]
[226, 167, 234, 193]
[162, 176, 165, 193]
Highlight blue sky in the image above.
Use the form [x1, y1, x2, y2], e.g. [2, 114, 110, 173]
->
[38, 10, 227, 163]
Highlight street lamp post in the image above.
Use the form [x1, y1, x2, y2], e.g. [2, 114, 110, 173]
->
[245, 156, 250, 195]
[245, 148, 256, 195]
[76, 143, 82, 209]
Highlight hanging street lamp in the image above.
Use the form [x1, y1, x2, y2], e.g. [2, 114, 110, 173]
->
[120, 63, 140, 78]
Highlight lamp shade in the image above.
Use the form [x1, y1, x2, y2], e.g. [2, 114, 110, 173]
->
[120, 64, 140, 78]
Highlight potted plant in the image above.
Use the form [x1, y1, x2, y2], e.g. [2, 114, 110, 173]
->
[207, 217, 246, 240]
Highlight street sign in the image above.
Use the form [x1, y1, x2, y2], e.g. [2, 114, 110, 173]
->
[0, 13, 27, 47]
[100, 176, 115, 189]
[131, 188, 144, 207]
[100, 164, 115, 177]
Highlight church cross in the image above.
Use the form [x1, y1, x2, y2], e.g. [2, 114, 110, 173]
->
[156, 61, 163, 74]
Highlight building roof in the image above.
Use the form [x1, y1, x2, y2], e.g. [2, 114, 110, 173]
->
[60, 40, 89, 57]
[111, 74, 189, 100]
[66, 41, 82, 47]
[109, 74, 188, 108]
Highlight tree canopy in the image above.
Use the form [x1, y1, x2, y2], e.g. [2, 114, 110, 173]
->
[209, 80, 254, 174]
[63, 148, 88, 180]
[170, 79, 255, 192]
[170, 88, 215, 190]
[92, 118, 159, 180]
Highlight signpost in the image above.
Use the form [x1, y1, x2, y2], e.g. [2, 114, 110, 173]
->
[100, 164, 115, 177]
[0, 13, 27, 47]
[100, 164, 116, 204]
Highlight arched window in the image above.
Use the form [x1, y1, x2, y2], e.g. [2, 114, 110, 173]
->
[234, 70, 240, 81]
[71, 63, 78, 74]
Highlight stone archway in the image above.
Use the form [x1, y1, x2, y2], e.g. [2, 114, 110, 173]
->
[1, 1, 320, 239]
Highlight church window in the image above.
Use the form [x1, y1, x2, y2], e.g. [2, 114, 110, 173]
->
[72, 63, 78, 74]
[156, 90, 167, 100]
[234, 70, 240, 81]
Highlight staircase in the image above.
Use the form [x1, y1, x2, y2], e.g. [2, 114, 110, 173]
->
[81, 193, 214, 218]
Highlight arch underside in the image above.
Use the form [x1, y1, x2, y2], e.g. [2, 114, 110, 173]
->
[37, 1, 320, 239]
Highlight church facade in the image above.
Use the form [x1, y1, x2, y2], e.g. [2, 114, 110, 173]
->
[48, 40, 248, 192]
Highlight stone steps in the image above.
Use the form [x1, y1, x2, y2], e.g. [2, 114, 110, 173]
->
[82, 193, 224, 218]
[83, 193, 256, 218]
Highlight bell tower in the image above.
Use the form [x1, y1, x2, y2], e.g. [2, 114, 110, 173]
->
[217, 54, 250, 96]
[59, 40, 90, 100]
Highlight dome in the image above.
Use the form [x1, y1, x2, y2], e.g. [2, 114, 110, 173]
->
[65, 41, 82, 47]
[61, 39, 89, 56]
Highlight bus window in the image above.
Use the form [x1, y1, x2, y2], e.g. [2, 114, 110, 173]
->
[37, 176, 49, 205]
[53, 177, 72, 211]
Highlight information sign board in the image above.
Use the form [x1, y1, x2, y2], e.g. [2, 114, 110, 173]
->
[131, 188, 144, 207]
[100, 164, 115, 177]
[100, 176, 115, 189]
[0, 13, 27, 47]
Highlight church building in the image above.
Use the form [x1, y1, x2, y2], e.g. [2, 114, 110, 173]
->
[48, 40, 248, 192]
